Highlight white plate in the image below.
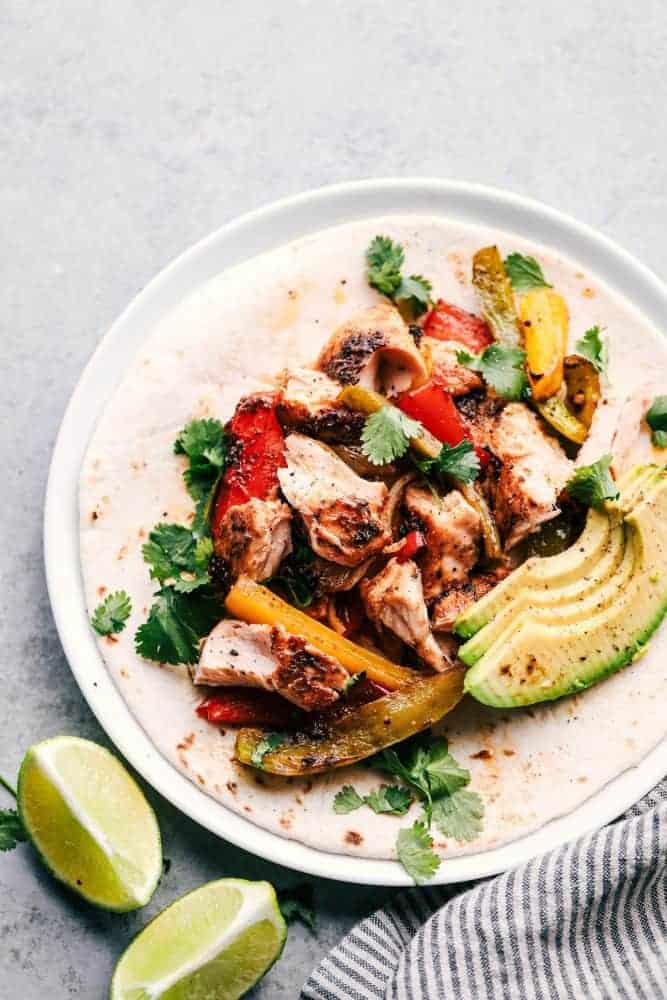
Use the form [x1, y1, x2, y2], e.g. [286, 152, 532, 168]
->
[45, 179, 667, 885]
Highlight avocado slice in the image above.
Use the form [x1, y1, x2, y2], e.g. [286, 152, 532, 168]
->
[463, 472, 667, 707]
[454, 464, 658, 640]
[459, 518, 629, 666]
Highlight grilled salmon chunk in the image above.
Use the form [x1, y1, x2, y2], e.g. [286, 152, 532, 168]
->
[213, 497, 292, 581]
[361, 557, 446, 671]
[405, 485, 482, 600]
[426, 337, 484, 396]
[195, 619, 349, 711]
[316, 303, 428, 398]
[490, 403, 573, 549]
[278, 433, 390, 566]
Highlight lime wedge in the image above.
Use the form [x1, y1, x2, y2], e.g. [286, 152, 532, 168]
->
[17, 736, 162, 912]
[110, 878, 287, 1000]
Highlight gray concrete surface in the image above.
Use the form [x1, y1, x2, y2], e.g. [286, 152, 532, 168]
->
[1, 0, 665, 995]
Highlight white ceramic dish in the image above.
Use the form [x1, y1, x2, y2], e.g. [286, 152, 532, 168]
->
[45, 179, 667, 885]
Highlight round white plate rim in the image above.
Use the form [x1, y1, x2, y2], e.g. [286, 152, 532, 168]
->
[44, 177, 667, 886]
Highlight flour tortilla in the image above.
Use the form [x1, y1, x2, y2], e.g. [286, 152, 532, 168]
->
[80, 216, 667, 861]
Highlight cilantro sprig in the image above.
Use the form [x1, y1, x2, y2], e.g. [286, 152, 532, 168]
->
[361, 405, 424, 465]
[135, 586, 222, 665]
[414, 439, 480, 485]
[331, 734, 484, 883]
[142, 525, 213, 594]
[646, 396, 667, 448]
[366, 236, 432, 319]
[90, 591, 132, 637]
[567, 454, 619, 507]
[0, 773, 27, 853]
[278, 883, 316, 932]
[503, 252, 551, 292]
[575, 326, 608, 374]
[457, 344, 529, 401]
[174, 419, 227, 535]
[251, 733, 287, 769]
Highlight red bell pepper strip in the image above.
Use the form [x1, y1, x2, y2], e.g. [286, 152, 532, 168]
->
[396, 530, 426, 563]
[197, 689, 302, 728]
[398, 381, 489, 468]
[212, 396, 286, 535]
[423, 299, 493, 352]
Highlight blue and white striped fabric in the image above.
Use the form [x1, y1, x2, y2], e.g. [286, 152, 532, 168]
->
[302, 781, 667, 999]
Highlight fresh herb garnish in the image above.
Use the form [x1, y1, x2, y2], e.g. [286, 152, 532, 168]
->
[371, 734, 484, 881]
[0, 809, 27, 852]
[361, 405, 424, 465]
[364, 784, 413, 816]
[174, 418, 227, 535]
[142, 525, 212, 593]
[646, 396, 667, 448]
[396, 821, 440, 884]
[333, 785, 364, 814]
[278, 883, 316, 932]
[432, 788, 485, 842]
[457, 344, 529, 401]
[567, 454, 619, 507]
[343, 670, 366, 693]
[90, 591, 132, 637]
[251, 733, 287, 769]
[413, 439, 480, 485]
[575, 326, 608, 374]
[135, 586, 222, 665]
[503, 252, 552, 292]
[366, 236, 432, 318]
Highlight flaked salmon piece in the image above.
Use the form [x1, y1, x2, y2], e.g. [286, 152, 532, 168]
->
[316, 303, 428, 398]
[278, 433, 391, 567]
[195, 619, 349, 712]
[430, 569, 510, 632]
[213, 497, 292, 581]
[361, 557, 446, 671]
[426, 337, 484, 396]
[577, 382, 660, 476]
[275, 367, 364, 443]
[490, 403, 573, 549]
[405, 485, 482, 601]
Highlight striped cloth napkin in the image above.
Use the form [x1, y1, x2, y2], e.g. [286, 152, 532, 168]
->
[302, 781, 667, 1000]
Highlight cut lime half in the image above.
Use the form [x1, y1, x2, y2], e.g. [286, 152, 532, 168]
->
[110, 878, 287, 1000]
[18, 735, 162, 912]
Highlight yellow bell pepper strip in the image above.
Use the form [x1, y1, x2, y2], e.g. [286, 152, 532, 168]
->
[563, 354, 601, 430]
[536, 397, 588, 445]
[235, 669, 466, 775]
[520, 288, 569, 401]
[225, 577, 416, 691]
[472, 246, 523, 348]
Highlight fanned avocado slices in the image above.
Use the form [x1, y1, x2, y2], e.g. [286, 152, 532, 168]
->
[459, 465, 667, 708]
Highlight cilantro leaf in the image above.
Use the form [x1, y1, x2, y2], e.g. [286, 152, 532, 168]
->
[142, 524, 211, 593]
[343, 670, 366, 693]
[567, 454, 619, 507]
[364, 784, 413, 816]
[278, 883, 316, 931]
[134, 586, 222, 665]
[417, 742, 470, 799]
[333, 785, 364, 814]
[0, 809, 27, 852]
[414, 439, 480, 485]
[575, 326, 608, 373]
[504, 252, 552, 292]
[174, 419, 227, 535]
[90, 591, 132, 636]
[251, 733, 286, 769]
[366, 235, 404, 297]
[646, 396, 667, 449]
[395, 274, 432, 319]
[432, 788, 485, 842]
[269, 542, 316, 609]
[457, 345, 529, 401]
[361, 406, 424, 465]
[396, 820, 440, 883]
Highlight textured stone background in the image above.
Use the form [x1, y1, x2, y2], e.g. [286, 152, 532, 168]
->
[1, 1, 665, 996]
